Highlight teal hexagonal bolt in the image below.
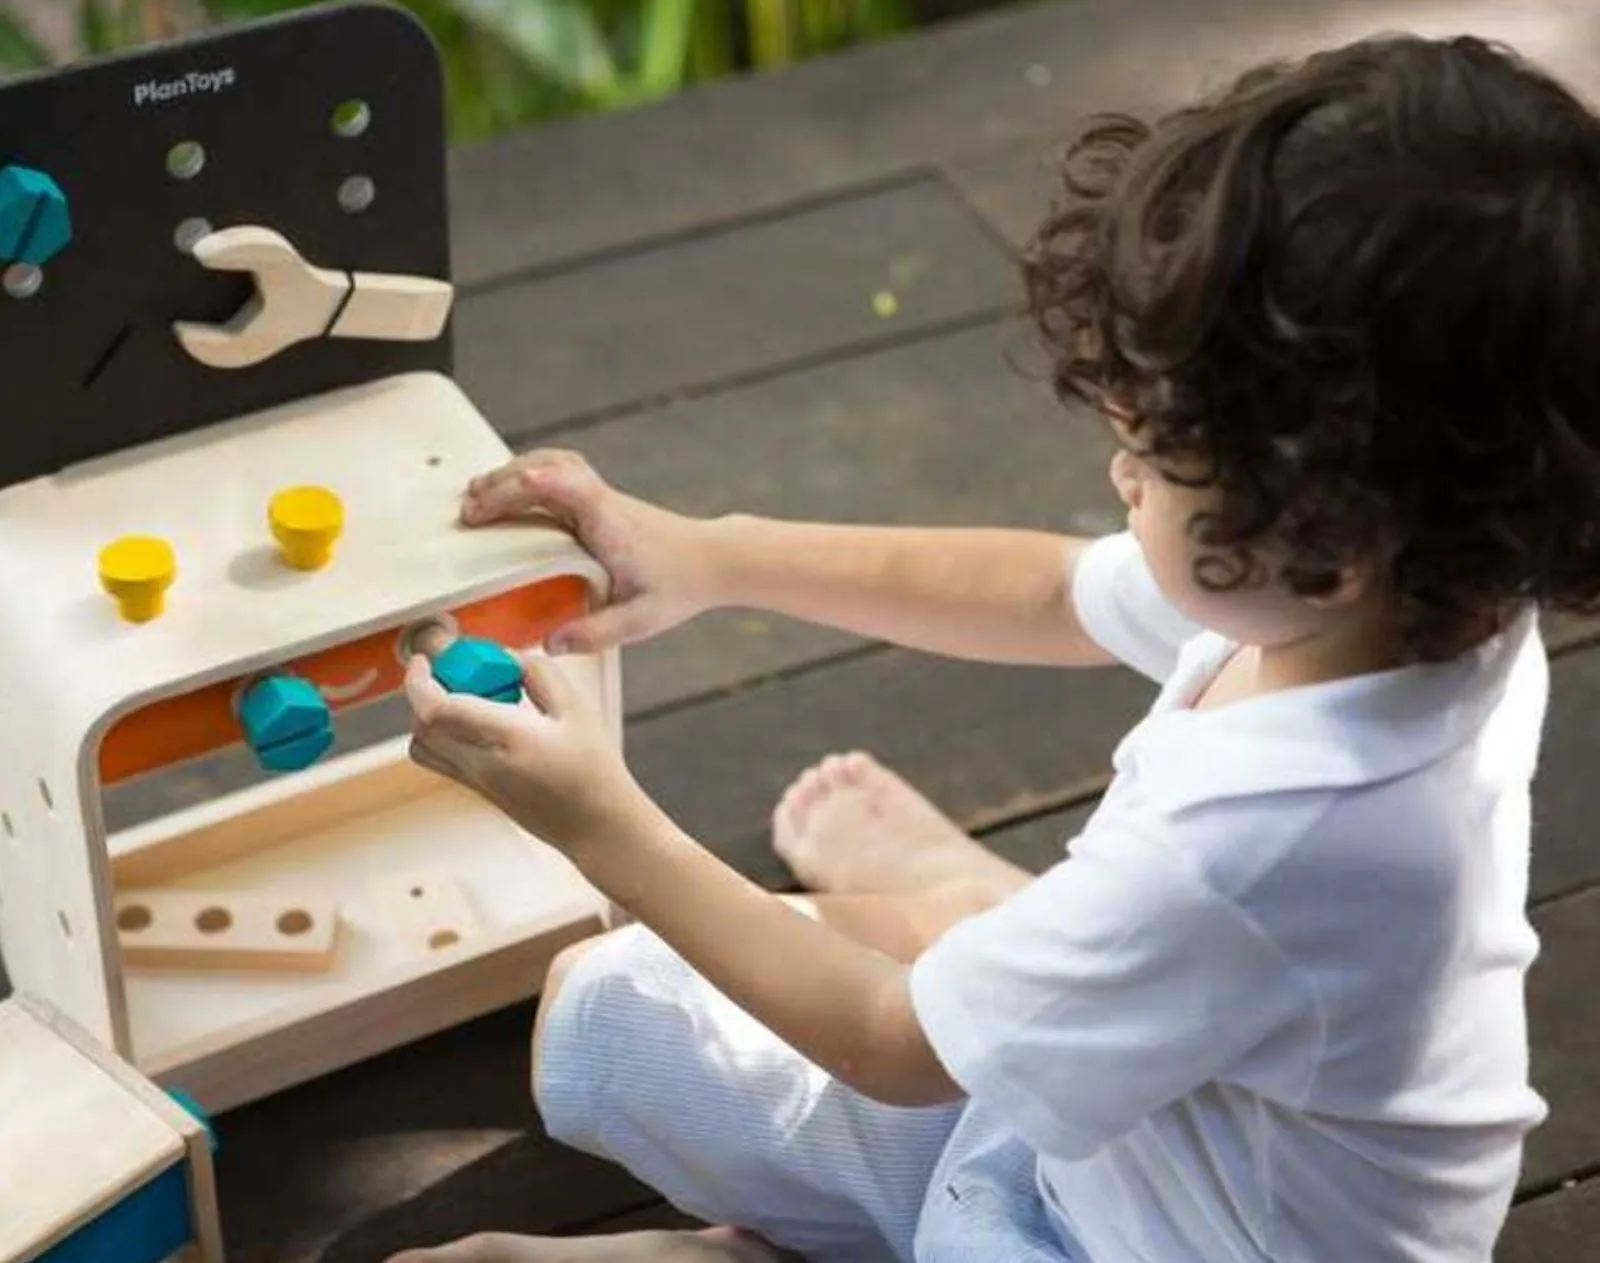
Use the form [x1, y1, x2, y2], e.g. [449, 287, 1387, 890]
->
[431, 636, 524, 705]
[0, 165, 71, 266]
[238, 674, 334, 772]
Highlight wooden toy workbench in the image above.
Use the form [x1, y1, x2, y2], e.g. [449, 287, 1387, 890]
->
[0, 2, 620, 1113]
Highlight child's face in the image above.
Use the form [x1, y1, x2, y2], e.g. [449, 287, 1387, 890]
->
[1108, 425, 1350, 651]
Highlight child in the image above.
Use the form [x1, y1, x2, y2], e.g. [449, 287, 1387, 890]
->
[390, 32, 1600, 1263]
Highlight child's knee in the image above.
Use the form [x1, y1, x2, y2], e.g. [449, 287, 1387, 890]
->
[530, 933, 605, 1081]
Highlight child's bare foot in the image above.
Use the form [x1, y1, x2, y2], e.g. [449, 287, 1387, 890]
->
[386, 1226, 784, 1262]
[773, 752, 1027, 896]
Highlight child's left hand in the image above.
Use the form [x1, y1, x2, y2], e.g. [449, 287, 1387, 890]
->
[401, 650, 645, 855]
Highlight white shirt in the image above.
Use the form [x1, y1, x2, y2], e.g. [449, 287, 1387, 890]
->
[909, 531, 1550, 1262]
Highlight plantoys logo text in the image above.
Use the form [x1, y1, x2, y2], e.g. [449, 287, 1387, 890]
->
[132, 66, 237, 106]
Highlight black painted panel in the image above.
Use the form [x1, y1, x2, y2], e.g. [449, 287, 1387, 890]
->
[0, 1, 452, 486]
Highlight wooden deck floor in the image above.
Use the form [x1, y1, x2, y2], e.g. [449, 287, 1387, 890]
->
[9, 1, 1600, 1258]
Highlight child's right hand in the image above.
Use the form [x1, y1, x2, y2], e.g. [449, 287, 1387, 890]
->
[460, 449, 722, 654]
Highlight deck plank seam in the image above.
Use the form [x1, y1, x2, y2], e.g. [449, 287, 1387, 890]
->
[932, 161, 1032, 261]
[501, 302, 1021, 449]
[1516, 1163, 1600, 1207]
[625, 643, 889, 726]
[453, 166, 949, 300]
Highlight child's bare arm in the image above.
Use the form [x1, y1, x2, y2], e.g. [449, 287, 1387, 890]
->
[460, 450, 1116, 668]
[706, 515, 1113, 667]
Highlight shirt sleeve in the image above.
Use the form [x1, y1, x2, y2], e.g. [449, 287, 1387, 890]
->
[907, 821, 1315, 1162]
[1071, 531, 1202, 683]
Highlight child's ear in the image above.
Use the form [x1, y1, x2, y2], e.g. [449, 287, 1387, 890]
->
[1299, 554, 1384, 610]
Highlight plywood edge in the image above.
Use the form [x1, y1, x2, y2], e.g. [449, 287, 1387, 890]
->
[22, 996, 227, 1260]
[180, 1126, 227, 1263]
[146, 904, 603, 1112]
[16, 994, 200, 1145]
[7, 997, 190, 1263]
[89, 554, 612, 864]
[78, 551, 609, 779]
[108, 737, 426, 886]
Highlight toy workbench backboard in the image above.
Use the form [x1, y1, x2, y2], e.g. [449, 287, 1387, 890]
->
[0, 0, 450, 484]
[0, 1, 620, 1113]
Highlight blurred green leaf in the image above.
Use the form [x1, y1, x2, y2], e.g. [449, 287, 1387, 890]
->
[0, 8, 51, 72]
[745, 0, 797, 68]
[687, 0, 734, 80]
[446, 0, 619, 101]
[634, 0, 692, 99]
[199, 0, 310, 18]
[5, 0, 920, 140]
[79, 0, 151, 55]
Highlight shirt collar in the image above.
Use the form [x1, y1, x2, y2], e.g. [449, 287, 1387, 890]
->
[1113, 606, 1543, 812]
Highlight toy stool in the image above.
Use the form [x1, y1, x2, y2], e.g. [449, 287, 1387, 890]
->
[0, 995, 224, 1263]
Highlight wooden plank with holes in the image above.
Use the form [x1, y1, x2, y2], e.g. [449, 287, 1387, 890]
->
[365, 870, 483, 955]
[114, 888, 341, 973]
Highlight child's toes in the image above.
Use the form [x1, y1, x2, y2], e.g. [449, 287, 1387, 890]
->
[774, 782, 802, 829]
[795, 766, 827, 813]
[819, 754, 852, 789]
[840, 751, 871, 785]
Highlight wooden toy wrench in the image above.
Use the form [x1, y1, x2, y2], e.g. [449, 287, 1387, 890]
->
[172, 225, 453, 369]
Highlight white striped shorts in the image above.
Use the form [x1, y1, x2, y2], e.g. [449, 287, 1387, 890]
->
[535, 922, 1081, 1263]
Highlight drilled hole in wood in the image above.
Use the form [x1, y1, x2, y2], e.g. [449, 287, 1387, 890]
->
[166, 140, 205, 180]
[429, 929, 460, 950]
[3, 262, 41, 299]
[338, 174, 375, 213]
[399, 621, 450, 660]
[332, 98, 371, 138]
[426, 455, 442, 467]
[37, 779, 52, 812]
[174, 216, 213, 254]
[277, 909, 314, 936]
[195, 906, 231, 934]
[117, 904, 153, 932]
[410, 886, 424, 898]
[57, 910, 71, 938]
[2, 811, 13, 838]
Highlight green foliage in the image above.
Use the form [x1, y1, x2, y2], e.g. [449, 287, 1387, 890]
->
[0, 10, 45, 71]
[0, 0, 918, 142]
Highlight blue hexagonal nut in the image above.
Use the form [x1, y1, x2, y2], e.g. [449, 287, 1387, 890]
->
[238, 674, 333, 772]
[432, 636, 523, 704]
[0, 165, 71, 266]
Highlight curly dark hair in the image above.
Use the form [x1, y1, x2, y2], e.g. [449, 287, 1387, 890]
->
[1023, 34, 1600, 661]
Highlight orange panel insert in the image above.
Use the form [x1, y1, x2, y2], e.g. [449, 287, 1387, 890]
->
[97, 576, 590, 785]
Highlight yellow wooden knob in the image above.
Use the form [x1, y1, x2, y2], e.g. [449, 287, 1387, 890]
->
[98, 536, 176, 622]
[269, 485, 343, 570]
